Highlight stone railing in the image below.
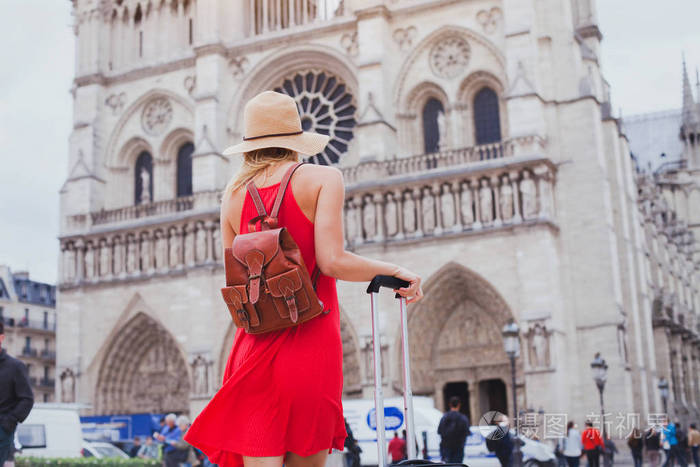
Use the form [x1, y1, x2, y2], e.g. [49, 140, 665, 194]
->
[59, 213, 221, 288]
[343, 156, 557, 247]
[341, 135, 546, 184]
[248, 0, 345, 36]
[65, 191, 221, 233]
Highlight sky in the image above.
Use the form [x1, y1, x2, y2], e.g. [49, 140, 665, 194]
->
[1, 0, 699, 285]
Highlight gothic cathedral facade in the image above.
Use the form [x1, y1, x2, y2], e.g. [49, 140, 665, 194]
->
[58, 0, 700, 428]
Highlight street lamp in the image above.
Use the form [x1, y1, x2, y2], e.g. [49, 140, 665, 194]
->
[590, 353, 609, 438]
[502, 319, 522, 467]
[658, 377, 669, 416]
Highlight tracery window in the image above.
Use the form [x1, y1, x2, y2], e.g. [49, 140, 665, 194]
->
[473, 87, 501, 145]
[274, 70, 356, 165]
[176, 142, 194, 197]
[134, 151, 153, 205]
[422, 97, 445, 154]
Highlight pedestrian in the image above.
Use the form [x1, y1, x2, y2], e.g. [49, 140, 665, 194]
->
[137, 436, 160, 460]
[688, 424, 700, 467]
[562, 421, 583, 467]
[603, 433, 617, 467]
[343, 419, 362, 467]
[154, 413, 182, 467]
[129, 436, 142, 458]
[662, 419, 679, 467]
[627, 429, 643, 467]
[581, 420, 604, 467]
[388, 432, 407, 464]
[166, 415, 197, 467]
[486, 415, 514, 467]
[437, 396, 470, 464]
[645, 427, 663, 467]
[0, 322, 34, 465]
[675, 422, 689, 467]
[182, 90, 423, 467]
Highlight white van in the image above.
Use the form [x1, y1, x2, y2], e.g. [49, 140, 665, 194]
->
[15, 403, 84, 458]
[343, 397, 444, 466]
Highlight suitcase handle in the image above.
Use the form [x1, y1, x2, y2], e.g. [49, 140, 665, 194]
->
[366, 275, 410, 294]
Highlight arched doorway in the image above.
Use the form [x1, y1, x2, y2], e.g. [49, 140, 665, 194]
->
[401, 262, 522, 423]
[96, 312, 190, 414]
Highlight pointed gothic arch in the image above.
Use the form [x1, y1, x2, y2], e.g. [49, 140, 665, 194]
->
[399, 262, 522, 420]
[95, 311, 190, 415]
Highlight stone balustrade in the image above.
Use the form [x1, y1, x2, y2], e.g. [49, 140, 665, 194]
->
[248, 0, 345, 36]
[343, 156, 556, 247]
[341, 135, 546, 185]
[59, 156, 556, 288]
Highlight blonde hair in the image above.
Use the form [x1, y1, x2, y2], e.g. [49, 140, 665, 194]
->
[223, 148, 300, 199]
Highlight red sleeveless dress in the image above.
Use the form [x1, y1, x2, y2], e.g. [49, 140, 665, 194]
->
[184, 181, 347, 467]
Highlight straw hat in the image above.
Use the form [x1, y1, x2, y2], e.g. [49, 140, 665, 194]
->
[223, 91, 330, 156]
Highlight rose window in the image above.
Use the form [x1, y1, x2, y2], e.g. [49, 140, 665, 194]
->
[274, 71, 356, 165]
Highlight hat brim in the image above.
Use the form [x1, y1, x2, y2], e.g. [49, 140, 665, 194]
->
[222, 131, 330, 156]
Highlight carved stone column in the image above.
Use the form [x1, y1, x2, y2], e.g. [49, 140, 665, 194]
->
[75, 239, 85, 282]
[535, 165, 554, 220]
[205, 220, 216, 264]
[473, 180, 483, 230]
[185, 223, 196, 267]
[433, 183, 444, 236]
[450, 181, 463, 232]
[413, 187, 424, 237]
[394, 189, 405, 240]
[373, 192, 385, 242]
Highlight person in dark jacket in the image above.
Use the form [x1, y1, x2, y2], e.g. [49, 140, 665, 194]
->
[437, 397, 470, 463]
[0, 322, 35, 464]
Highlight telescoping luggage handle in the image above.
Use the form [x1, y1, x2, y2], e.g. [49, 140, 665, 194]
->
[366, 275, 415, 467]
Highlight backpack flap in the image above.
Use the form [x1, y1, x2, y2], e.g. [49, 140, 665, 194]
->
[266, 268, 311, 323]
[231, 229, 281, 304]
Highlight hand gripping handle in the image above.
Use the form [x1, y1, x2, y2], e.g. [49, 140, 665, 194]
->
[366, 275, 410, 296]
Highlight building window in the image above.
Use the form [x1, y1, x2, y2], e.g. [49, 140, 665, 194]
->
[43, 393, 49, 402]
[134, 151, 153, 205]
[25, 336, 31, 350]
[176, 142, 194, 197]
[189, 19, 193, 45]
[473, 87, 501, 145]
[422, 97, 445, 154]
[43, 311, 48, 330]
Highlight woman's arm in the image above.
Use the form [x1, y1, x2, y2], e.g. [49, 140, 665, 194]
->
[313, 168, 423, 303]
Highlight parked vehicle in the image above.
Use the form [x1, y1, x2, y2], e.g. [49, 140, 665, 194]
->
[15, 403, 83, 458]
[81, 440, 130, 459]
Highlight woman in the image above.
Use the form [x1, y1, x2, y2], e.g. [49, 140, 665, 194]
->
[167, 415, 198, 467]
[627, 428, 643, 467]
[184, 91, 423, 467]
[562, 421, 583, 467]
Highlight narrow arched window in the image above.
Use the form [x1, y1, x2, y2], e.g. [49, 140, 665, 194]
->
[473, 87, 501, 145]
[176, 142, 194, 197]
[134, 151, 153, 205]
[422, 97, 445, 154]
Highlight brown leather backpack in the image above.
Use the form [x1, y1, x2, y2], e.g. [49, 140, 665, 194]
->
[221, 162, 325, 334]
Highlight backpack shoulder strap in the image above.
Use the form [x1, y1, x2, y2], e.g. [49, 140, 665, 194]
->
[270, 162, 305, 220]
[246, 180, 268, 218]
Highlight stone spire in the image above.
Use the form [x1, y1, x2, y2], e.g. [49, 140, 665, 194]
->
[681, 56, 696, 126]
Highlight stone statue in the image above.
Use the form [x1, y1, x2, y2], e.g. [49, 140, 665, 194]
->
[127, 237, 137, 273]
[195, 224, 207, 264]
[520, 171, 537, 220]
[479, 179, 493, 223]
[64, 247, 76, 281]
[139, 166, 151, 204]
[437, 110, 447, 150]
[193, 359, 208, 395]
[169, 229, 182, 267]
[61, 370, 75, 403]
[539, 175, 553, 218]
[155, 231, 168, 270]
[84, 243, 95, 279]
[617, 323, 629, 364]
[500, 179, 514, 221]
[113, 237, 123, 275]
[363, 198, 377, 239]
[441, 186, 455, 228]
[422, 187, 435, 232]
[140, 234, 152, 272]
[460, 182, 473, 225]
[99, 239, 110, 276]
[403, 193, 416, 233]
[185, 226, 195, 266]
[213, 227, 222, 262]
[530, 324, 548, 367]
[345, 202, 359, 243]
[385, 194, 398, 237]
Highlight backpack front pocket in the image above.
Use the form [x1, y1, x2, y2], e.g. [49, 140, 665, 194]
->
[265, 268, 311, 323]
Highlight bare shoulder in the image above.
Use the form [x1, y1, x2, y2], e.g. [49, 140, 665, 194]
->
[295, 163, 344, 189]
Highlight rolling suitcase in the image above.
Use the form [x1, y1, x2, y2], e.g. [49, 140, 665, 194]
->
[366, 275, 469, 467]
